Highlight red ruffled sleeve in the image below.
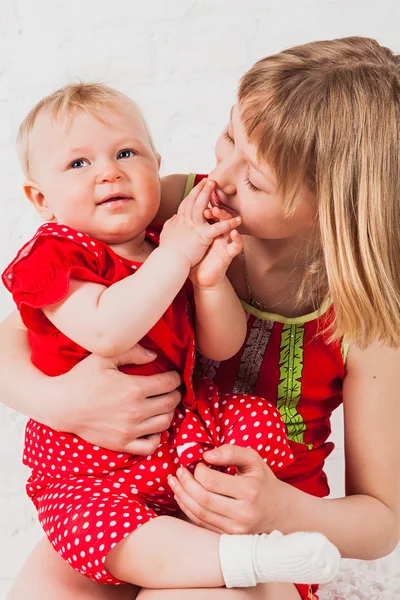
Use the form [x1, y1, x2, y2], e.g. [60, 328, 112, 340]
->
[2, 223, 111, 334]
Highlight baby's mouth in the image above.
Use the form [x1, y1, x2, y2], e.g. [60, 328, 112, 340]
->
[98, 194, 132, 206]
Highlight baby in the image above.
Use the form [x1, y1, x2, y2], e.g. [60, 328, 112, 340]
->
[2, 83, 340, 589]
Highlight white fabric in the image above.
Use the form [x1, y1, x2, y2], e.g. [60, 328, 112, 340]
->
[219, 530, 341, 588]
[320, 543, 400, 600]
[219, 534, 257, 588]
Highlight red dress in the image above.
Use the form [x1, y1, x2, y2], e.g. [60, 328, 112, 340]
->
[2, 222, 293, 585]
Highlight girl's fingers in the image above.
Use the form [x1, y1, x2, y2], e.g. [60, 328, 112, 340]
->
[124, 434, 161, 456]
[193, 461, 247, 498]
[168, 469, 236, 532]
[174, 466, 238, 512]
[204, 445, 266, 477]
[173, 495, 225, 534]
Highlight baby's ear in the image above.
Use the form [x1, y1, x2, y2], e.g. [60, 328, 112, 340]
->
[23, 180, 55, 221]
[156, 153, 162, 168]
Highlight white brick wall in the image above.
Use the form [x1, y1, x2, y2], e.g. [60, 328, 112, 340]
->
[0, 1, 398, 596]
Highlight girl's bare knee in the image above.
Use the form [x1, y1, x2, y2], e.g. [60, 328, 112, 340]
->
[6, 537, 138, 600]
[137, 583, 301, 600]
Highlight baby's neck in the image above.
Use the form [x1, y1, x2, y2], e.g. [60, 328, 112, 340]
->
[108, 232, 155, 262]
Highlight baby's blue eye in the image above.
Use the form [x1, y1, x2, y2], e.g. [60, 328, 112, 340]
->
[69, 158, 89, 169]
[117, 149, 136, 159]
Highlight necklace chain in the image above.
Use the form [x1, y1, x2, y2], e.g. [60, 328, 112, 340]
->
[240, 249, 295, 311]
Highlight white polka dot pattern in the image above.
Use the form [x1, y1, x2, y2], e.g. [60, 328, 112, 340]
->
[25, 390, 292, 583]
[8, 222, 294, 585]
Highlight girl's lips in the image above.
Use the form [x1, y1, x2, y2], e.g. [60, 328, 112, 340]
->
[210, 191, 238, 217]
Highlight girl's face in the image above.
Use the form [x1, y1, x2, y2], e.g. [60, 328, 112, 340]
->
[209, 105, 316, 241]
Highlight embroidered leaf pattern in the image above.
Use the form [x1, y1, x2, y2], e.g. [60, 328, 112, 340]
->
[277, 324, 312, 448]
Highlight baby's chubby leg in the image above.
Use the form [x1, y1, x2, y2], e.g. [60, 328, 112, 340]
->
[105, 515, 340, 589]
[105, 515, 223, 588]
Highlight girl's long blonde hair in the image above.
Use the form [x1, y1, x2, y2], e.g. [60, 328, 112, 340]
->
[239, 37, 400, 348]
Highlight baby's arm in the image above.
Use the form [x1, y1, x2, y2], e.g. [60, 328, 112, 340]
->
[158, 176, 247, 359]
[43, 181, 240, 357]
[44, 245, 191, 357]
[194, 276, 246, 362]
[191, 228, 247, 362]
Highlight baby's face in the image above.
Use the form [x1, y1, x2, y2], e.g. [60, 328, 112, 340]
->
[26, 107, 161, 244]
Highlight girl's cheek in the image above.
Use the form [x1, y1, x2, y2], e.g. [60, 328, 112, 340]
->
[214, 135, 230, 163]
[214, 147, 224, 165]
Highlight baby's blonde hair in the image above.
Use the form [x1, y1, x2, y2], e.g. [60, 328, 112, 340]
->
[18, 82, 158, 177]
[239, 37, 400, 348]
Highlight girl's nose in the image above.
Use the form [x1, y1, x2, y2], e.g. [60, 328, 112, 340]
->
[209, 158, 237, 197]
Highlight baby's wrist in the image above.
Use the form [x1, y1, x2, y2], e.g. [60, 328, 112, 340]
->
[191, 275, 229, 293]
[156, 245, 192, 271]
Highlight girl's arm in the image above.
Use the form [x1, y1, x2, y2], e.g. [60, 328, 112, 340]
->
[0, 310, 183, 455]
[273, 341, 400, 558]
[169, 341, 400, 560]
[0, 311, 61, 424]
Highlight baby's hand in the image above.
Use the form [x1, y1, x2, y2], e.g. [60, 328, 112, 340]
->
[190, 228, 243, 290]
[160, 179, 241, 267]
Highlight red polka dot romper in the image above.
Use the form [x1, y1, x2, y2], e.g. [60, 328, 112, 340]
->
[2, 223, 294, 584]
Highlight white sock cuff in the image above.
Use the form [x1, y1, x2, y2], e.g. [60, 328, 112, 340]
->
[219, 534, 257, 588]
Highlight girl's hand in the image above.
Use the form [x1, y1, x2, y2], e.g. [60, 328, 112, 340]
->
[54, 344, 182, 455]
[168, 445, 290, 535]
[160, 179, 241, 267]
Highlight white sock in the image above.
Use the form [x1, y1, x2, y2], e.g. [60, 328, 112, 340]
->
[219, 530, 340, 588]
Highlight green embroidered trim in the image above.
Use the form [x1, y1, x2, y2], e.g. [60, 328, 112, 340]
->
[341, 338, 350, 364]
[183, 173, 197, 199]
[240, 298, 332, 325]
[277, 323, 312, 449]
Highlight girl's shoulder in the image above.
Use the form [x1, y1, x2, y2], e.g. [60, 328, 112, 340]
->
[183, 173, 207, 198]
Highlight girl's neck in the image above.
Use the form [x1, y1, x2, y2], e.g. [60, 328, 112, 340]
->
[243, 234, 310, 275]
[230, 234, 322, 318]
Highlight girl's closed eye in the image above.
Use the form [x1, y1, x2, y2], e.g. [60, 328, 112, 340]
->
[69, 158, 90, 170]
[224, 128, 234, 144]
[117, 149, 137, 160]
[245, 176, 261, 193]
